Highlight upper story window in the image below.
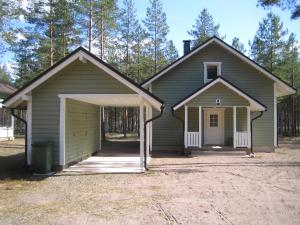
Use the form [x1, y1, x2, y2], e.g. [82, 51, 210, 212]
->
[204, 62, 222, 83]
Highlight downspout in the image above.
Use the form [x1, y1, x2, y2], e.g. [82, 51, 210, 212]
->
[143, 105, 164, 170]
[171, 109, 185, 155]
[10, 109, 28, 167]
[250, 109, 266, 154]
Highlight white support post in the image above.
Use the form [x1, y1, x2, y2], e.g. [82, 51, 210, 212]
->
[247, 106, 251, 148]
[145, 105, 150, 158]
[27, 97, 32, 165]
[198, 106, 202, 148]
[184, 105, 188, 148]
[149, 106, 153, 152]
[59, 96, 66, 166]
[99, 106, 102, 151]
[139, 98, 144, 170]
[11, 115, 14, 140]
[233, 106, 236, 148]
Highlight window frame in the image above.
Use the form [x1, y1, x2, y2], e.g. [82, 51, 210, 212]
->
[203, 62, 222, 83]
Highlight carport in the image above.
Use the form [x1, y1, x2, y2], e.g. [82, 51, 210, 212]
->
[59, 94, 161, 173]
[3, 47, 164, 173]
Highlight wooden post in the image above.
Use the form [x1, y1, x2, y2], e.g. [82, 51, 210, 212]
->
[199, 106, 202, 148]
[99, 106, 102, 150]
[139, 98, 144, 170]
[247, 106, 251, 149]
[233, 106, 236, 148]
[184, 105, 188, 148]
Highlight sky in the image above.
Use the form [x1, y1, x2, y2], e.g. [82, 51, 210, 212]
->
[1, 0, 300, 71]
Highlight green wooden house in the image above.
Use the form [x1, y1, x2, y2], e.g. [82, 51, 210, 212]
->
[3, 36, 296, 171]
[142, 37, 296, 153]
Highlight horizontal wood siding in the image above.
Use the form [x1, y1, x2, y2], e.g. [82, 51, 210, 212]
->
[152, 42, 274, 148]
[65, 99, 99, 164]
[32, 60, 134, 165]
[187, 83, 249, 107]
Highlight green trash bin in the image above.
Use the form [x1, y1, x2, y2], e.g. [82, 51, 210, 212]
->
[32, 142, 54, 174]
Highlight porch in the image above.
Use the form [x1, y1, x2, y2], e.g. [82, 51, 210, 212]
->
[171, 77, 267, 150]
[184, 106, 251, 149]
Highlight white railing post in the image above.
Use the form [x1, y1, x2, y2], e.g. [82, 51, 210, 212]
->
[198, 106, 202, 148]
[139, 97, 144, 170]
[247, 107, 251, 148]
[233, 106, 236, 148]
[184, 105, 188, 148]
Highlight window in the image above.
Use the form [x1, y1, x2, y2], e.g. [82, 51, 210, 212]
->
[204, 62, 222, 83]
[210, 114, 218, 127]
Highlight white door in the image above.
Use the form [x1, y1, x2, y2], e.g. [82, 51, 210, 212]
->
[204, 108, 224, 145]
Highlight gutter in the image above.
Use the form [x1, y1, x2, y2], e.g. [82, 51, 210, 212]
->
[143, 105, 164, 170]
[250, 109, 266, 154]
[10, 108, 28, 167]
[171, 109, 186, 155]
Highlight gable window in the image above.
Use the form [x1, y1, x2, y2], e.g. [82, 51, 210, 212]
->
[204, 62, 222, 83]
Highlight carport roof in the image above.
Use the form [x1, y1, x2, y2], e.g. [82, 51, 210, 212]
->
[4, 47, 164, 110]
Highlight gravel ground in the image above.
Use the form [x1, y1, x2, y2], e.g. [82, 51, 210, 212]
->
[0, 138, 299, 225]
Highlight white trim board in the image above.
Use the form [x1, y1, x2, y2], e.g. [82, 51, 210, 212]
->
[173, 78, 266, 111]
[4, 49, 163, 110]
[142, 37, 295, 97]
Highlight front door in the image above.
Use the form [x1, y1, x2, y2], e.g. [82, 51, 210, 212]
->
[204, 108, 224, 145]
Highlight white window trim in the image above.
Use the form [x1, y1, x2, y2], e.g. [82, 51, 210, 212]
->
[203, 62, 222, 83]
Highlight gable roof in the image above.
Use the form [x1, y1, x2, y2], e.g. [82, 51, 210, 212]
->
[172, 77, 267, 111]
[4, 47, 164, 110]
[0, 80, 16, 95]
[142, 36, 296, 97]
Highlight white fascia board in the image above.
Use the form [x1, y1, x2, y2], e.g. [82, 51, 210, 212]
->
[173, 78, 266, 111]
[5, 53, 80, 107]
[81, 53, 162, 110]
[5, 50, 163, 111]
[213, 39, 296, 95]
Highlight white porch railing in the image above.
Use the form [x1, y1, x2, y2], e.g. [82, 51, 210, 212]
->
[235, 132, 249, 147]
[186, 132, 200, 147]
[0, 127, 14, 139]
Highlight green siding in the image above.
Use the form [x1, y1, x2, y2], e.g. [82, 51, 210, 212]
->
[187, 83, 249, 107]
[32, 60, 134, 165]
[65, 99, 99, 164]
[152, 42, 274, 148]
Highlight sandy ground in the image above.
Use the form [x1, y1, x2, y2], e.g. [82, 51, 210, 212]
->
[0, 138, 299, 225]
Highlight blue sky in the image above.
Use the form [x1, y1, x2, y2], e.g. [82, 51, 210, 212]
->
[1, 0, 300, 69]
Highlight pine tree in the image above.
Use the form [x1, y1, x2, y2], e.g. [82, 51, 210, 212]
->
[0, 65, 12, 83]
[231, 37, 246, 54]
[131, 24, 150, 83]
[143, 0, 169, 74]
[118, 0, 139, 77]
[0, 0, 22, 53]
[279, 33, 300, 89]
[93, 0, 119, 60]
[250, 12, 287, 74]
[257, 0, 300, 20]
[188, 8, 222, 48]
[165, 40, 179, 64]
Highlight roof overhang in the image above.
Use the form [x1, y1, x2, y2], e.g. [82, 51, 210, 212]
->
[4, 47, 164, 110]
[172, 77, 267, 111]
[142, 37, 296, 97]
[58, 94, 151, 107]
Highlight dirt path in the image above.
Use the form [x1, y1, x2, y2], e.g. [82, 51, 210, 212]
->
[0, 139, 299, 225]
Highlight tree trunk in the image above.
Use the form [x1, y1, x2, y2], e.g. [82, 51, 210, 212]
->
[49, 0, 54, 66]
[88, 0, 93, 52]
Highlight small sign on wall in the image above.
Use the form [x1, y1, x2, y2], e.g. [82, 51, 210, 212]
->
[216, 98, 221, 105]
